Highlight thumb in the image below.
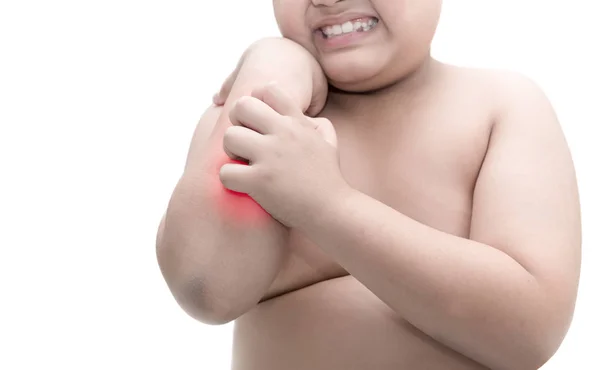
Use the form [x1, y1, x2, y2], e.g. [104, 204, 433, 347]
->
[311, 117, 338, 148]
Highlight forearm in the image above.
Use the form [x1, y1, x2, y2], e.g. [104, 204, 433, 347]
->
[298, 188, 560, 369]
[157, 38, 326, 325]
[212, 37, 327, 137]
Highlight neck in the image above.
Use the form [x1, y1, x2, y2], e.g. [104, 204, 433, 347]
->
[326, 56, 442, 117]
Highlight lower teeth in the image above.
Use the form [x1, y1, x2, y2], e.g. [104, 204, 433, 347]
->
[324, 26, 374, 38]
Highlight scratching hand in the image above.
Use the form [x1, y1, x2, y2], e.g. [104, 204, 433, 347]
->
[219, 82, 347, 227]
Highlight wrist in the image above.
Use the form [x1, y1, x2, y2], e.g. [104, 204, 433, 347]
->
[296, 181, 358, 236]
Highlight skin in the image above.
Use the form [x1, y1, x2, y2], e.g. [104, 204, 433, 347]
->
[156, 38, 327, 324]
[156, 0, 581, 369]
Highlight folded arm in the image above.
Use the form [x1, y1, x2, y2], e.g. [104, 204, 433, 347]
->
[295, 73, 581, 369]
[156, 37, 327, 325]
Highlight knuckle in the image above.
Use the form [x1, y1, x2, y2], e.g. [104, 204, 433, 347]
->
[285, 122, 301, 138]
[255, 165, 274, 185]
[223, 126, 235, 143]
[284, 130, 298, 142]
[236, 96, 252, 108]
[264, 82, 278, 94]
[260, 86, 274, 101]
[255, 83, 276, 102]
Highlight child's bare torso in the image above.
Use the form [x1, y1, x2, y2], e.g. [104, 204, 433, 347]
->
[230, 65, 494, 369]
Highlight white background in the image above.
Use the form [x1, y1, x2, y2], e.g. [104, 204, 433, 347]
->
[0, 0, 597, 369]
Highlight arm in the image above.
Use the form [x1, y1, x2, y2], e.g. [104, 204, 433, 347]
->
[294, 74, 580, 369]
[156, 37, 327, 325]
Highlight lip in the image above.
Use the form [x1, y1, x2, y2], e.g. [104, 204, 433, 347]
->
[311, 13, 378, 32]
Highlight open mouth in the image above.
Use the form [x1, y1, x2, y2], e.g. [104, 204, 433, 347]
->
[317, 17, 379, 39]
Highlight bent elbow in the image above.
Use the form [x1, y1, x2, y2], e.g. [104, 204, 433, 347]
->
[156, 243, 247, 326]
[515, 345, 555, 370]
[185, 305, 237, 326]
[505, 316, 572, 370]
[525, 327, 570, 369]
[173, 278, 242, 326]
[526, 297, 577, 369]
[486, 338, 560, 370]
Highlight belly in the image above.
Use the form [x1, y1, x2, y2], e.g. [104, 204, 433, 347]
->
[232, 276, 487, 370]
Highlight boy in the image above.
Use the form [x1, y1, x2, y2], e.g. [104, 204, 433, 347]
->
[156, 1, 581, 369]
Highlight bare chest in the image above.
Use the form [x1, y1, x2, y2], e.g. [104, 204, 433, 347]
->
[263, 107, 492, 299]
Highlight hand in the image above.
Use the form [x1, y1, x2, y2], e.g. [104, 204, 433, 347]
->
[219, 82, 348, 227]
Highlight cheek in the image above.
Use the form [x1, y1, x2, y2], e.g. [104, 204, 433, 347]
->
[386, 0, 441, 46]
[274, 2, 312, 47]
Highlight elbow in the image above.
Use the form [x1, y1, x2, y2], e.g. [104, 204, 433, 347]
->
[446, 297, 572, 370]
[511, 344, 556, 370]
[504, 341, 559, 370]
[496, 313, 572, 370]
[247, 36, 306, 53]
[155, 236, 245, 326]
[172, 277, 242, 326]
[522, 323, 571, 370]
[478, 330, 563, 370]
[156, 250, 238, 325]
[183, 304, 238, 326]
[521, 292, 577, 369]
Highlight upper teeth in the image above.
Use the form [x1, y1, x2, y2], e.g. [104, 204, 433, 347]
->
[321, 18, 378, 37]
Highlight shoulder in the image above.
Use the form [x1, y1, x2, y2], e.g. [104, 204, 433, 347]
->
[452, 67, 573, 189]
[444, 65, 558, 132]
[460, 67, 554, 123]
[447, 65, 545, 95]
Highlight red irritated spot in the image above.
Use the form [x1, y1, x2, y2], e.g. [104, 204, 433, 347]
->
[208, 153, 271, 226]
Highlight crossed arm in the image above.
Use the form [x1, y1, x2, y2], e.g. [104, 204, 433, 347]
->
[158, 38, 580, 370]
[156, 38, 327, 324]
[291, 73, 580, 369]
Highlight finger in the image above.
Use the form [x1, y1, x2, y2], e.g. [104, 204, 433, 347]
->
[213, 93, 225, 106]
[219, 162, 254, 194]
[252, 82, 303, 118]
[223, 125, 264, 163]
[229, 96, 280, 134]
[313, 117, 338, 147]
[223, 140, 247, 163]
[214, 73, 235, 106]
[214, 56, 244, 105]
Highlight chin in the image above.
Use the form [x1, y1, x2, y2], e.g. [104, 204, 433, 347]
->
[321, 54, 391, 93]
